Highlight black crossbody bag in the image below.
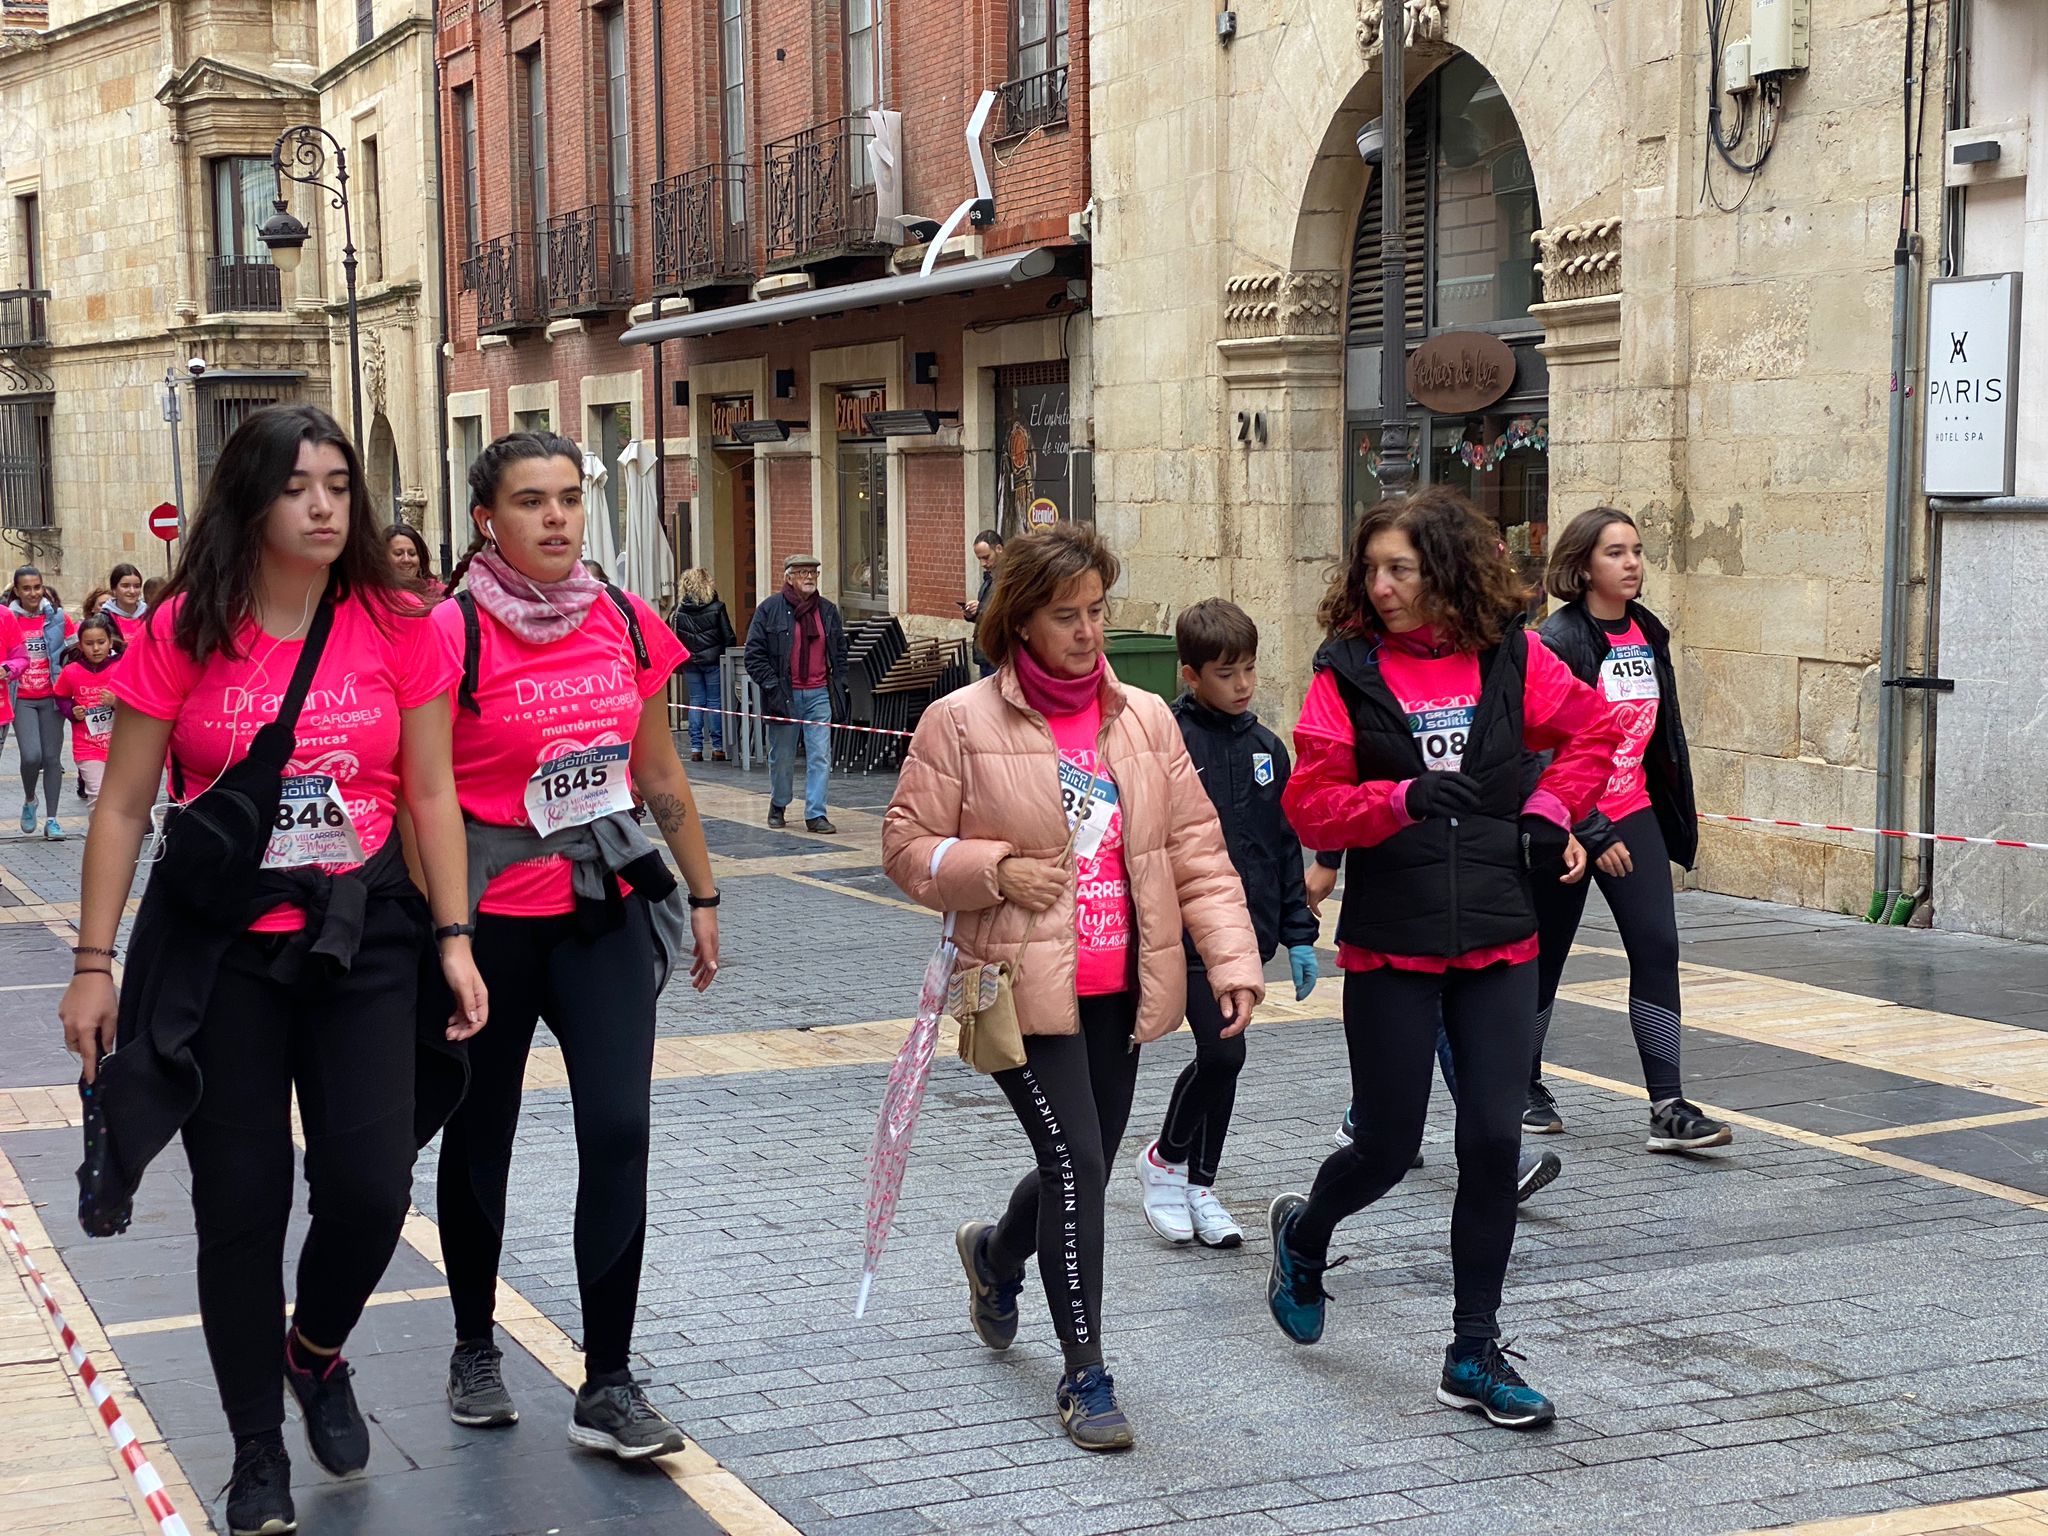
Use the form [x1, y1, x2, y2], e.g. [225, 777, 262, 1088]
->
[151, 598, 337, 922]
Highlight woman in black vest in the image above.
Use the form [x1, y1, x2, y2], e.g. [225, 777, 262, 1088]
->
[1528, 509, 1732, 1152]
[1265, 487, 1622, 1431]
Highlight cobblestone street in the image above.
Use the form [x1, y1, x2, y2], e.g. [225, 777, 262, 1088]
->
[7, 753, 2048, 1535]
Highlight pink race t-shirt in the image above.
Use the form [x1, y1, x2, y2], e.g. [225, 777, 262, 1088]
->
[119, 595, 457, 933]
[1595, 619, 1659, 824]
[52, 661, 119, 764]
[431, 590, 685, 917]
[1045, 703, 1134, 997]
[12, 607, 77, 700]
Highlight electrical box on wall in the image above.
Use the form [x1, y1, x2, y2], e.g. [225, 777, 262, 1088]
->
[1750, 0, 1810, 76]
[1723, 40, 1754, 95]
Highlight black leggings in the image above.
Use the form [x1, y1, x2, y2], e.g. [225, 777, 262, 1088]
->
[986, 991, 1141, 1373]
[1155, 959, 1245, 1187]
[180, 920, 421, 1440]
[438, 901, 657, 1378]
[1531, 807, 1683, 1103]
[1291, 963, 1534, 1342]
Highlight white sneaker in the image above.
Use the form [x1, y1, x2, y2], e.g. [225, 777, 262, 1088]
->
[1185, 1186, 1243, 1248]
[1134, 1140, 1193, 1243]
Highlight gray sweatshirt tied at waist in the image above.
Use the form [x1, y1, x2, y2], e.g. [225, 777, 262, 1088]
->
[464, 811, 690, 993]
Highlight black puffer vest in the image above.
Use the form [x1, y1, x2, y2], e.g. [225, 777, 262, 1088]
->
[1326, 627, 1536, 958]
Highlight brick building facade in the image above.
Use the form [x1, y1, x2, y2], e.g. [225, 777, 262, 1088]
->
[437, 0, 1090, 637]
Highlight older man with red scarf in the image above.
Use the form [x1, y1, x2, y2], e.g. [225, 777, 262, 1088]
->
[742, 553, 849, 833]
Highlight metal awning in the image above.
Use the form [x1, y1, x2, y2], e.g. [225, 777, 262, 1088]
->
[620, 247, 1064, 347]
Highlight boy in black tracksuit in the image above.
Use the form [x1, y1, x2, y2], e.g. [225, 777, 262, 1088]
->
[1133, 600, 1321, 1249]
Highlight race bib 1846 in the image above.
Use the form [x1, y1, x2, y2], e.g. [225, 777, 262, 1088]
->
[262, 774, 364, 870]
[523, 743, 634, 836]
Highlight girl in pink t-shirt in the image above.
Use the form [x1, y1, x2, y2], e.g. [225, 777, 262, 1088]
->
[430, 430, 720, 1458]
[1272, 488, 1626, 1431]
[1530, 508, 1731, 1159]
[56, 404, 483, 1534]
[9, 564, 77, 837]
[51, 614, 122, 806]
[101, 562, 150, 645]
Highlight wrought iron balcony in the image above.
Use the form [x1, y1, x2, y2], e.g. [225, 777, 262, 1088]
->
[764, 116, 880, 268]
[0, 290, 49, 350]
[546, 203, 635, 316]
[998, 65, 1070, 138]
[653, 162, 753, 292]
[469, 232, 544, 334]
[206, 256, 283, 314]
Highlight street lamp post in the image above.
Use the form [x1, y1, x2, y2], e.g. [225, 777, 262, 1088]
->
[1373, 0, 1414, 498]
[161, 364, 185, 572]
[258, 123, 363, 440]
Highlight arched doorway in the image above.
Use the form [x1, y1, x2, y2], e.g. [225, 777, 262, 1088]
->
[1345, 52, 1552, 588]
[365, 414, 403, 526]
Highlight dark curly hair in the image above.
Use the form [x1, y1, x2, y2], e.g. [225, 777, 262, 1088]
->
[1318, 486, 1528, 653]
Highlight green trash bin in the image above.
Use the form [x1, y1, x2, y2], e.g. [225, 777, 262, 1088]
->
[1102, 629, 1181, 703]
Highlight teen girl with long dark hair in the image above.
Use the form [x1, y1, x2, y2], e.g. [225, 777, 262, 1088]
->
[59, 404, 484, 1536]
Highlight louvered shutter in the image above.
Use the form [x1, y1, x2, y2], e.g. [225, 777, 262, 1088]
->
[1346, 117, 1429, 344]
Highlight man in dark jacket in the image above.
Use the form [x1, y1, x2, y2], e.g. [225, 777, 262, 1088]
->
[1134, 600, 1319, 1250]
[743, 553, 848, 833]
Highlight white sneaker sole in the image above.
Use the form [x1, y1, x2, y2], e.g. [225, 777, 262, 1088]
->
[1435, 1384, 1556, 1429]
[568, 1421, 685, 1460]
[448, 1401, 519, 1428]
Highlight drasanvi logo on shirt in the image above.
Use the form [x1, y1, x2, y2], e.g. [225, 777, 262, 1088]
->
[513, 660, 636, 707]
[222, 672, 362, 717]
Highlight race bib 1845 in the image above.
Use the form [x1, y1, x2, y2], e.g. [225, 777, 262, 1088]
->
[523, 743, 635, 836]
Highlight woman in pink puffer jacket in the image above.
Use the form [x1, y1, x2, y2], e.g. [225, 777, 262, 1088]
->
[883, 522, 1264, 1453]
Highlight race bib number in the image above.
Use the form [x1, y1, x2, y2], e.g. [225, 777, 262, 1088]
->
[1601, 644, 1660, 704]
[263, 774, 364, 870]
[1409, 704, 1475, 773]
[83, 704, 116, 740]
[523, 743, 634, 836]
[1057, 759, 1121, 863]
[23, 635, 45, 660]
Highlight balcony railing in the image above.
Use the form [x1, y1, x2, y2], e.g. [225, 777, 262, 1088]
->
[764, 117, 880, 267]
[469, 233, 544, 334]
[546, 203, 635, 316]
[998, 65, 1070, 138]
[0, 290, 49, 350]
[206, 256, 283, 314]
[0, 396, 52, 531]
[653, 162, 752, 292]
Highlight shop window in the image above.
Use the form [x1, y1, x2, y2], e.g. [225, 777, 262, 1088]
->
[994, 361, 1087, 539]
[836, 387, 888, 612]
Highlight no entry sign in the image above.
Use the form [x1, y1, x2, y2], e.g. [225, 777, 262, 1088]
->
[148, 503, 180, 542]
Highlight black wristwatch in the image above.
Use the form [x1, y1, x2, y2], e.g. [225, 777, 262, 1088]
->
[434, 922, 477, 943]
[686, 890, 721, 910]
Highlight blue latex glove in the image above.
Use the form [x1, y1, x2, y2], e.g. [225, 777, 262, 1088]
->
[1289, 944, 1319, 1002]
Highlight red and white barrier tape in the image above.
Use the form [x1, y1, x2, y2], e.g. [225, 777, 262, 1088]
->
[0, 1197, 193, 1536]
[681, 709, 2048, 852]
[1700, 812, 2048, 852]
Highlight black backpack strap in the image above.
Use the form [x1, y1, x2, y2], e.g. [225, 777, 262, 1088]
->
[604, 583, 650, 671]
[456, 591, 482, 715]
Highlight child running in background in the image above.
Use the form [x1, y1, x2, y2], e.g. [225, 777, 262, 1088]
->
[1134, 599, 1320, 1249]
[53, 615, 123, 809]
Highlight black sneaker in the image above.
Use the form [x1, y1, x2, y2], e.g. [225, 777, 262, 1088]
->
[1437, 1339, 1556, 1430]
[1056, 1364, 1136, 1451]
[1332, 1107, 1424, 1168]
[1516, 1148, 1563, 1203]
[447, 1339, 518, 1428]
[1523, 1080, 1564, 1135]
[767, 805, 787, 829]
[955, 1220, 1025, 1350]
[569, 1373, 686, 1460]
[1647, 1098, 1734, 1153]
[807, 816, 838, 835]
[223, 1439, 296, 1535]
[281, 1331, 369, 1476]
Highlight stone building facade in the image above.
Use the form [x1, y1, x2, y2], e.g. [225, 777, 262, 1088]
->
[0, 0, 443, 593]
[439, 0, 1091, 634]
[1089, 0, 1947, 916]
